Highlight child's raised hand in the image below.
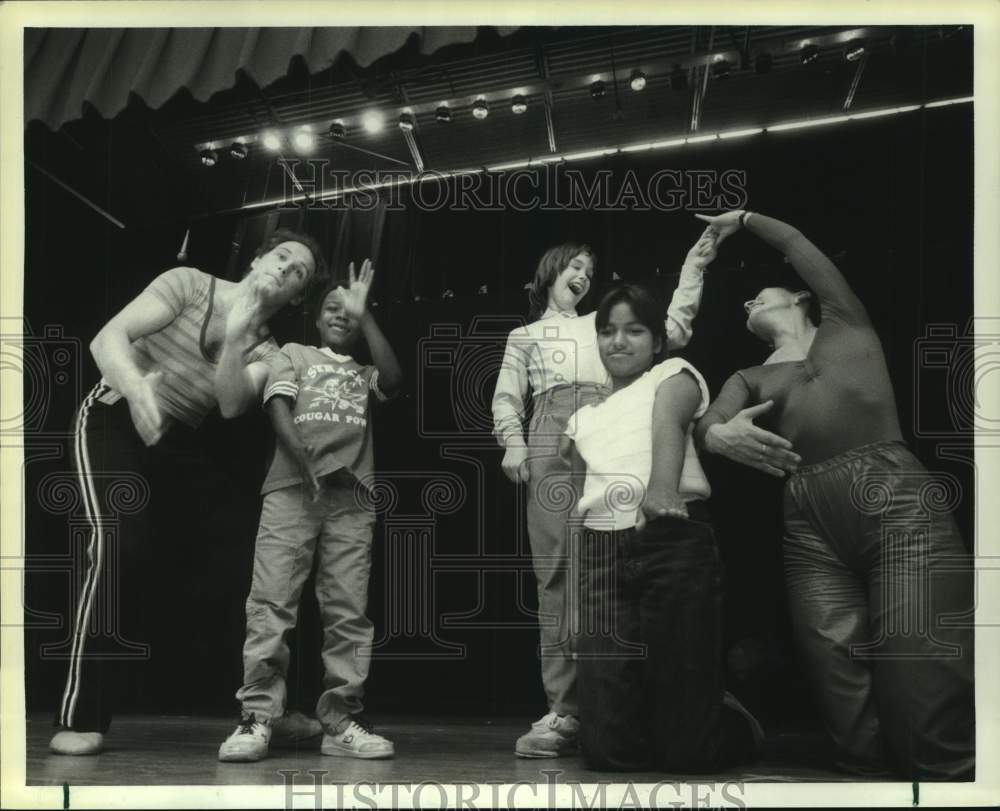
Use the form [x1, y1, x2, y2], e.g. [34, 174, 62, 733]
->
[342, 259, 375, 321]
[694, 211, 744, 245]
[686, 226, 719, 266]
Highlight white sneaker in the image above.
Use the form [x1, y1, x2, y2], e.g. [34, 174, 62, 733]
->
[514, 712, 580, 758]
[321, 718, 394, 759]
[218, 714, 271, 762]
[49, 730, 104, 756]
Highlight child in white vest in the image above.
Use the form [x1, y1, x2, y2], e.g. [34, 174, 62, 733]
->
[564, 283, 763, 772]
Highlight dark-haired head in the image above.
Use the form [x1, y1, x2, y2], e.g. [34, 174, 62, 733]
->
[596, 284, 669, 389]
[251, 227, 330, 306]
[596, 284, 669, 361]
[527, 243, 596, 321]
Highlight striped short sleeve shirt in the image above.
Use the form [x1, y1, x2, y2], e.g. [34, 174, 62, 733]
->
[98, 267, 278, 430]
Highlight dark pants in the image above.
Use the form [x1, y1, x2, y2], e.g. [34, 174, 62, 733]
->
[784, 440, 975, 780]
[576, 505, 756, 772]
[55, 385, 188, 733]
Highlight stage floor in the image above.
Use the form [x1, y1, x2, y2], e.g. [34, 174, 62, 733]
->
[24, 714, 866, 786]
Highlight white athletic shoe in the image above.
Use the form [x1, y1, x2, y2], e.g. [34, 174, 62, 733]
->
[514, 712, 580, 758]
[218, 713, 271, 762]
[49, 730, 104, 756]
[321, 717, 394, 759]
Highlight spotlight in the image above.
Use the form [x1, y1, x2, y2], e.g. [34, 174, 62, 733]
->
[362, 112, 384, 133]
[669, 64, 688, 92]
[472, 99, 489, 120]
[754, 51, 773, 75]
[398, 112, 415, 131]
[590, 80, 607, 99]
[511, 95, 527, 115]
[711, 59, 731, 79]
[800, 43, 820, 65]
[844, 39, 867, 62]
[292, 128, 315, 152]
[441, 289, 455, 300]
[629, 69, 647, 91]
[200, 149, 218, 167]
[477, 284, 489, 295]
[228, 142, 248, 160]
[328, 121, 347, 138]
[262, 131, 281, 151]
[435, 105, 452, 123]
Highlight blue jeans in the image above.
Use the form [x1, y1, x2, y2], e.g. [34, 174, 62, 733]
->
[576, 505, 756, 772]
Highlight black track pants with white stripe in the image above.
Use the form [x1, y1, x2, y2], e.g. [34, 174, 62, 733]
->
[56, 385, 154, 733]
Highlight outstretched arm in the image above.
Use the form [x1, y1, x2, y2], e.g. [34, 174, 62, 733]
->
[342, 260, 404, 399]
[696, 210, 867, 326]
[90, 290, 176, 445]
[216, 283, 270, 417]
[664, 227, 718, 350]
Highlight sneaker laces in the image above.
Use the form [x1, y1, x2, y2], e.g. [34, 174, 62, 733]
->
[532, 711, 559, 729]
[237, 713, 261, 735]
[347, 714, 375, 734]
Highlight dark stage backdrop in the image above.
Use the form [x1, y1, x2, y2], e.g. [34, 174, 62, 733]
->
[22, 107, 974, 727]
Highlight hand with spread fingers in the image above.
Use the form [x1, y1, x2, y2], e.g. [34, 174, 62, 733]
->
[341, 259, 375, 321]
[703, 400, 801, 477]
[125, 371, 165, 446]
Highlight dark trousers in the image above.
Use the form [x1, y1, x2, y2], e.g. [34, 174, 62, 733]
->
[576, 506, 756, 772]
[55, 385, 180, 733]
[784, 440, 975, 780]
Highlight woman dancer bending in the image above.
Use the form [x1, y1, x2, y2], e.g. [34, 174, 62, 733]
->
[694, 210, 974, 780]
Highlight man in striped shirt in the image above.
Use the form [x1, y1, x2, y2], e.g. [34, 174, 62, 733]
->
[50, 229, 327, 756]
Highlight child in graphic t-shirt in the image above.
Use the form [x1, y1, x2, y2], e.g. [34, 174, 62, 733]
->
[219, 260, 402, 763]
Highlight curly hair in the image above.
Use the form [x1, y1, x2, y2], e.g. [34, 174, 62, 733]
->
[252, 227, 330, 304]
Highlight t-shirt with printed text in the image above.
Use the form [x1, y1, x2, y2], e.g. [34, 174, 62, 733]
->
[261, 343, 388, 495]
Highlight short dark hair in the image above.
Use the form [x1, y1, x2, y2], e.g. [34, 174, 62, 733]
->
[527, 243, 596, 321]
[595, 284, 669, 364]
[254, 227, 330, 303]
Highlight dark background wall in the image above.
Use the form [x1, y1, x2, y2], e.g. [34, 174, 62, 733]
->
[22, 106, 974, 728]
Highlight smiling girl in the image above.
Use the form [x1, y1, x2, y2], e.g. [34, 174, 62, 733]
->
[564, 284, 761, 772]
[491, 231, 716, 757]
